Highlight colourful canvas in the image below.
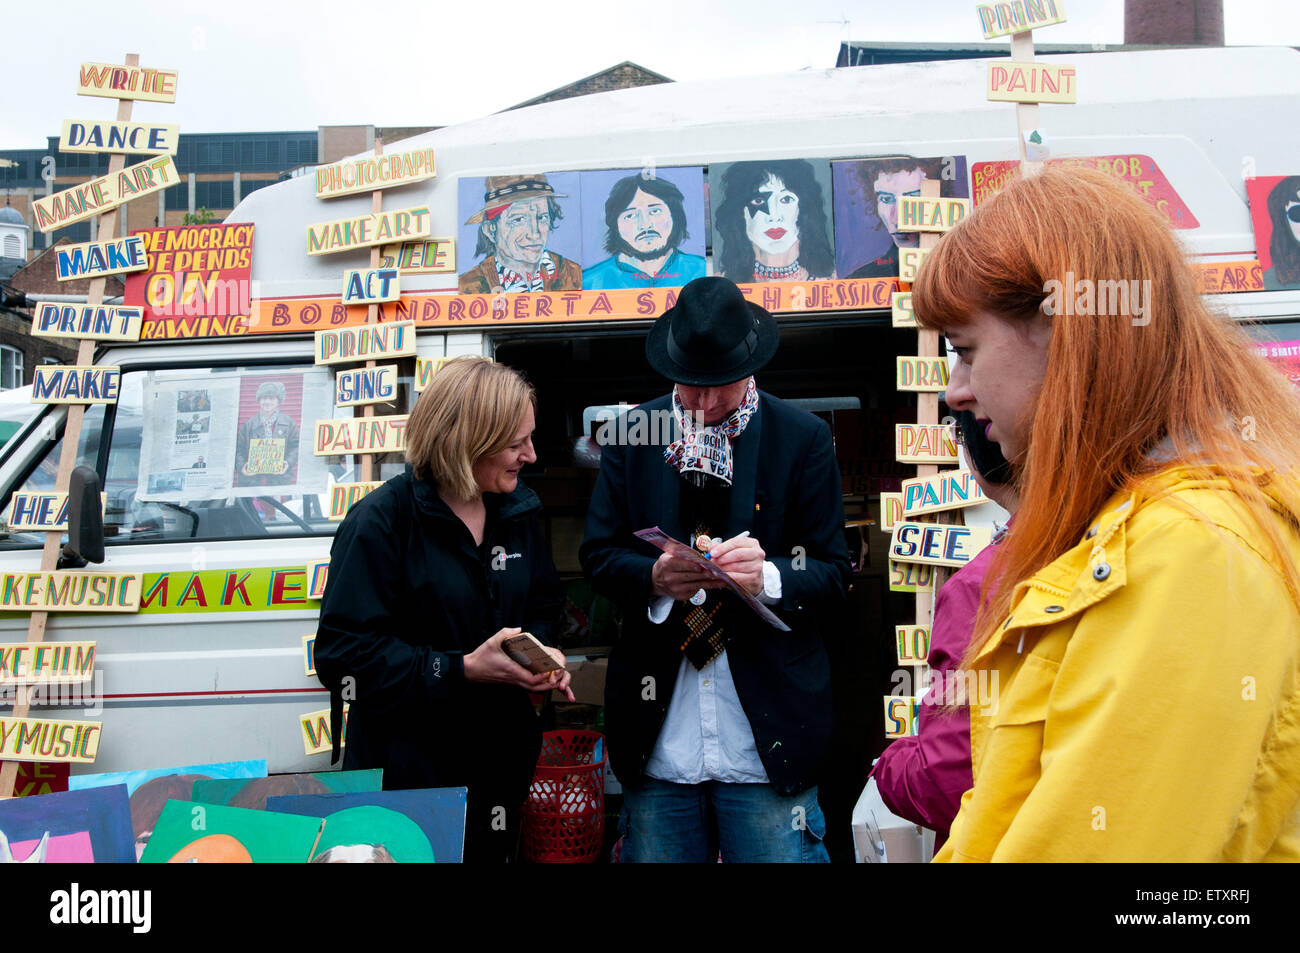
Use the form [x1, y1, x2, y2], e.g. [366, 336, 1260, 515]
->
[457, 172, 582, 294]
[708, 158, 836, 283]
[0, 784, 135, 863]
[139, 800, 322, 863]
[69, 758, 266, 860]
[267, 787, 468, 863]
[578, 167, 707, 289]
[191, 769, 383, 810]
[831, 155, 969, 280]
[1246, 175, 1300, 290]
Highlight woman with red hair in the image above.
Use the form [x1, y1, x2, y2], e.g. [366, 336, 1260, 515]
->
[912, 166, 1300, 861]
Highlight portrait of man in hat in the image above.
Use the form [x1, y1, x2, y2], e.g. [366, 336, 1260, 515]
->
[580, 169, 707, 290]
[580, 276, 850, 863]
[234, 378, 300, 487]
[458, 174, 583, 294]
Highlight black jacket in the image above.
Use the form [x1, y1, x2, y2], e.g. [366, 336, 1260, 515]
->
[314, 469, 564, 794]
[579, 391, 850, 795]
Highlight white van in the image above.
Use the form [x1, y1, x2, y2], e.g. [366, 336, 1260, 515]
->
[3, 45, 1298, 777]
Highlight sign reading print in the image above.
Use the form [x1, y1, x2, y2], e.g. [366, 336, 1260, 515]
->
[457, 174, 582, 294]
[579, 168, 707, 289]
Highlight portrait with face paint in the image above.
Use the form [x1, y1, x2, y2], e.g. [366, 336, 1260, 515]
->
[580, 167, 707, 289]
[710, 159, 835, 283]
[831, 156, 969, 280]
[1247, 174, 1300, 290]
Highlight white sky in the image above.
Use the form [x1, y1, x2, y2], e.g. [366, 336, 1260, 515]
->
[5, 0, 1299, 146]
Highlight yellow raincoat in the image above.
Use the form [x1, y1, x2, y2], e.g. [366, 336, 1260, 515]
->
[936, 467, 1300, 861]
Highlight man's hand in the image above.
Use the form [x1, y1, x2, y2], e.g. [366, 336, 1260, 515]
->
[463, 628, 566, 694]
[651, 551, 721, 601]
[708, 533, 766, 596]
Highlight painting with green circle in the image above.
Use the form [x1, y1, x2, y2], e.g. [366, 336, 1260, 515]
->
[267, 787, 467, 863]
[138, 800, 323, 863]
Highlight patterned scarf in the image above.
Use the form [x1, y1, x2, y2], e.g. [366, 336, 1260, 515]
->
[664, 377, 759, 486]
[496, 253, 556, 293]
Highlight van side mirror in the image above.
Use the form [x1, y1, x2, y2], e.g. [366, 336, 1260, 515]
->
[58, 466, 105, 569]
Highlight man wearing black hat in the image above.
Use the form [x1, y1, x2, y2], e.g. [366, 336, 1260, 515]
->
[581, 276, 850, 862]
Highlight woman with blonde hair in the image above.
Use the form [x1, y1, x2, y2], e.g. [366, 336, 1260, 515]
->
[912, 166, 1300, 861]
[315, 357, 571, 863]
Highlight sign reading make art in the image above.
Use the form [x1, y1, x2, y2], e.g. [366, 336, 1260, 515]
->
[33, 157, 179, 234]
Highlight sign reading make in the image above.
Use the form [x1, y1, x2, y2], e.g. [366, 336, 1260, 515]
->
[54, 237, 147, 282]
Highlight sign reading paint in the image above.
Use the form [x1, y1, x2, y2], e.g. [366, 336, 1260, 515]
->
[335, 365, 398, 407]
[59, 120, 179, 155]
[341, 269, 400, 305]
[896, 357, 950, 393]
[987, 62, 1077, 104]
[0, 717, 101, 763]
[896, 424, 959, 464]
[313, 416, 409, 456]
[32, 303, 143, 342]
[34, 157, 179, 234]
[315, 322, 415, 365]
[31, 366, 121, 405]
[976, 0, 1067, 40]
[314, 147, 437, 199]
[327, 482, 384, 521]
[54, 237, 147, 281]
[890, 521, 993, 568]
[898, 196, 970, 233]
[902, 469, 987, 516]
[306, 207, 431, 256]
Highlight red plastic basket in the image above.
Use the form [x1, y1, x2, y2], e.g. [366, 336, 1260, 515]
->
[521, 730, 606, 863]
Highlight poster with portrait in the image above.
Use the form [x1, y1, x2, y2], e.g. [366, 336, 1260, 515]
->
[578, 167, 707, 289]
[1246, 175, 1300, 290]
[137, 367, 334, 502]
[456, 172, 583, 293]
[832, 155, 970, 280]
[708, 159, 836, 283]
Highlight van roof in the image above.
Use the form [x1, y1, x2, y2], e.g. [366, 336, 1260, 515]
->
[232, 46, 1300, 300]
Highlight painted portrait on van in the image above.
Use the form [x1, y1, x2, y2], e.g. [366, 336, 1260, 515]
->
[579, 167, 707, 289]
[709, 159, 835, 283]
[1247, 175, 1300, 291]
[457, 173, 583, 294]
[832, 156, 969, 279]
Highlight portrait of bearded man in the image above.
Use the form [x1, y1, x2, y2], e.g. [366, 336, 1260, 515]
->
[582, 173, 706, 290]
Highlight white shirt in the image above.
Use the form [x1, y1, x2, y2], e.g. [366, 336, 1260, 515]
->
[643, 561, 782, 784]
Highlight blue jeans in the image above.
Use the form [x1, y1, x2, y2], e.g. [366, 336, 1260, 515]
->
[620, 777, 829, 863]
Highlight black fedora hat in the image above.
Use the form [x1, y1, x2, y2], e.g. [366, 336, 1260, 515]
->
[645, 277, 779, 386]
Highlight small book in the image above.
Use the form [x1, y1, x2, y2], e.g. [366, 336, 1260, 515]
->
[502, 633, 562, 674]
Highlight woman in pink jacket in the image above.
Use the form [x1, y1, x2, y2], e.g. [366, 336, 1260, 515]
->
[871, 410, 1016, 854]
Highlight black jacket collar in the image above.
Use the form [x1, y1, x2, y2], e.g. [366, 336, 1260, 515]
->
[408, 466, 542, 523]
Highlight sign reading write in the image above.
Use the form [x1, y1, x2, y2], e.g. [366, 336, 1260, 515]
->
[59, 120, 179, 155]
[54, 237, 147, 282]
[0, 717, 101, 763]
[315, 322, 415, 365]
[77, 61, 177, 102]
[31, 366, 120, 405]
[124, 224, 255, 321]
[890, 521, 993, 568]
[0, 642, 96, 684]
[306, 206, 431, 256]
[32, 303, 142, 342]
[315, 147, 436, 199]
[314, 416, 409, 456]
[34, 157, 179, 233]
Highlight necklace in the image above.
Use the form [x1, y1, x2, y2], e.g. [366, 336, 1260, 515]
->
[753, 259, 802, 280]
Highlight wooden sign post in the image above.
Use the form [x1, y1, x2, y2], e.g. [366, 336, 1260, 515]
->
[0, 54, 160, 797]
